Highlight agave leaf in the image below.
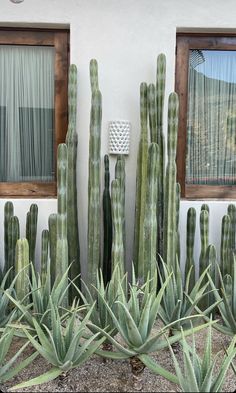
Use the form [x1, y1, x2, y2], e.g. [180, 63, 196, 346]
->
[9, 367, 62, 391]
[96, 349, 131, 360]
[23, 327, 58, 365]
[139, 354, 178, 384]
[115, 300, 143, 347]
[1, 352, 39, 383]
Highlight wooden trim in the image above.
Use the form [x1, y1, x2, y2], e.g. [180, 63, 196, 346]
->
[185, 184, 236, 200]
[0, 28, 69, 198]
[0, 182, 57, 198]
[175, 34, 236, 199]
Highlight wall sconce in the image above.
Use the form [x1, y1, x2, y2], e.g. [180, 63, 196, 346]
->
[109, 120, 130, 155]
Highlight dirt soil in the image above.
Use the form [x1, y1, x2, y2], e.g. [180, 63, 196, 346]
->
[2, 326, 236, 392]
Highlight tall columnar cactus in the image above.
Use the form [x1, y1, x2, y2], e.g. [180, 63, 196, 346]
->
[199, 209, 209, 277]
[156, 53, 166, 258]
[163, 92, 179, 270]
[115, 155, 126, 251]
[102, 155, 112, 285]
[227, 204, 236, 251]
[15, 238, 29, 303]
[26, 204, 38, 268]
[56, 144, 68, 291]
[148, 83, 157, 143]
[66, 65, 80, 300]
[4, 201, 14, 276]
[185, 207, 196, 290]
[133, 83, 148, 279]
[88, 59, 102, 286]
[41, 229, 49, 287]
[48, 213, 57, 285]
[175, 182, 181, 264]
[7, 216, 20, 286]
[205, 244, 217, 310]
[221, 214, 231, 278]
[201, 203, 209, 214]
[143, 143, 159, 281]
[111, 179, 124, 276]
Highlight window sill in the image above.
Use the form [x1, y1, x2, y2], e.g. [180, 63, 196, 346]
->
[0, 182, 57, 198]
[184, 184, 236, 200]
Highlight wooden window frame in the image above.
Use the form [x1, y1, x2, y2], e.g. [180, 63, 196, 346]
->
[176, 33, 236, 200]
[0, 27, 69, 198]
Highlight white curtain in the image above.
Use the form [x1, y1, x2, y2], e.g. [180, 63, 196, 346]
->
[0, 45, 55, 182]
[186, 50, 236, 185]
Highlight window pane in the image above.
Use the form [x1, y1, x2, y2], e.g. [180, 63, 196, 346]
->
[186, 50, 236, 185]
[0, 45, 55, 182]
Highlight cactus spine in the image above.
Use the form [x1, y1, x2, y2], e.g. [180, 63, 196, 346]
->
[163, 92, 179, 270]
[56, 144, 68, 289]
[49, 213, 57, 285]
[26, 204, 38, 268]
[102, 155, 112, 285]
[133, 83, 148, 279]
[221, 214, 230, 277]
[111, 179, 124, 276]
[185, 207, 196, 290]
[66, 64, 80, 300]
[41, 229, 49, 286]
[143, 143, 159, 281]
[156, 54, 166, 258]
[15, 238, 29, 302]
[88, 59, 102, 285]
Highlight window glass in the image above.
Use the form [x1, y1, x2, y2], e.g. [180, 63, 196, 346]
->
[0, 45, 55, 182]
[186, 50, 236, 185]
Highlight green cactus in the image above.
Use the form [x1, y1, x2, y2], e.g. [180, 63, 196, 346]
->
[115, 155, 126, 251]
[56, 143, 68, 297]
[68, 64, 77, 125]
[185, 207, 196, 290]
[41, 229, 49, 287]
[148, 83, 157, 143]
[111, 179, 124, 276]
[15, 238, 29, 303]
[228, 204, 236, 251]
[66, 65, 80, 301]
[199, 209, 209, 277]
[175, 182, 181, 264]
[156, 53, 166, 258]
[133, 83, 148, 279]
[7, 216, 20, 287]
[143, 143, 159, 282]
[102, 155, 112, 285]
[221, 214, 231, 278]
[205, 244, 217, 310]
[26, 204, 38, 268]
[88, 59, 102, 286]
[201, 204, 209, 214]
[48, 213, 57, 286]
[163, 92, 179, 270]
[4, 201, 14, 276]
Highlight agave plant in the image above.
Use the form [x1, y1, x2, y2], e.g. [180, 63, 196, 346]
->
[6, 263, 74, 331]
[10, 299, 105, 390]
[140, 324, 236, 392]
[206, 257, 236, 336]
[90, 272, 211, 371]
[0, 268, 17, 327]
[0, 327, 38, 384]
[78, 265, 127, 346]
[157, 259, 215, 333]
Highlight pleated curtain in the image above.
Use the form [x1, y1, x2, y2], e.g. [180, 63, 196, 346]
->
[0, 45, 55, 182]
[186, 50, 236, 185]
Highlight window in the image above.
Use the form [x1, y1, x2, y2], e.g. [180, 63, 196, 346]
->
[0, 28, 69, 197]
[176, 34, 236, 199]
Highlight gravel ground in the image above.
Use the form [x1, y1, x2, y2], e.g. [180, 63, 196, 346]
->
[2, 325, 236, 392]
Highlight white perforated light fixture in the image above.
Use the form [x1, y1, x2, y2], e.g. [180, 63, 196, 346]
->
[109, 120, 130, 155]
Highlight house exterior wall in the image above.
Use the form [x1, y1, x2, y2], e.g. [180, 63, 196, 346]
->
[0, 0, 236, 275]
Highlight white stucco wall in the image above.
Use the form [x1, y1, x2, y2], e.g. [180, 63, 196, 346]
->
[0, 0, 236, 276]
